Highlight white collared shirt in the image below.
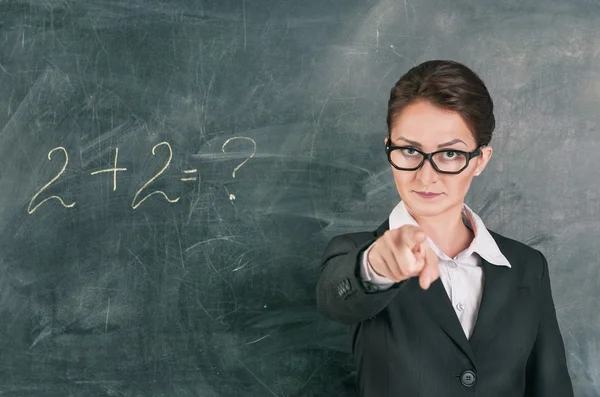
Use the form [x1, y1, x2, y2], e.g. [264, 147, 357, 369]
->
[360, 200, 511, 339]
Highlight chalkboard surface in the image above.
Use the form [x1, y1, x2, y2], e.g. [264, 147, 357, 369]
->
[0, 1, 598, 396]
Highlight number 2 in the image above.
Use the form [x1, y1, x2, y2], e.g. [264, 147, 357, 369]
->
[27, 147, 76, 214]
[131, 141, 180, 209]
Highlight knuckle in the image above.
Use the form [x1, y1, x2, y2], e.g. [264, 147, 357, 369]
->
[404, 265, 417, 275]
[405, 261, 422, 275]
[386, 229, 399, 238]
[381, 231, 391, 244]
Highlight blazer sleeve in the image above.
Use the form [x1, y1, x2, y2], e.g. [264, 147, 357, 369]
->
[315, 233, 404, 325]
[524, 250, 574, 397]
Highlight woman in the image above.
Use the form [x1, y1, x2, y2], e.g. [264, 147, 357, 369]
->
[316, 60, 574, 396]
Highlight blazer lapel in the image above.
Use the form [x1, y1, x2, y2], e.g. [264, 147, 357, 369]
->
[416, 279, 478, 369]
[468, 245, 518, 352]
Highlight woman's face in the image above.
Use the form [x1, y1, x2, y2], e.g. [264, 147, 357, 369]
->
[387, 100, 493, 218]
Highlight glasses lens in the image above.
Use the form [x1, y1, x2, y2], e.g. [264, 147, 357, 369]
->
[389, 148, 468, 173]
[389, 147, 423, 169]
[432, 151, 467, 172]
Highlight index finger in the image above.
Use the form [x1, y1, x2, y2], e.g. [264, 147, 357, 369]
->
[418, 244, 440, 290]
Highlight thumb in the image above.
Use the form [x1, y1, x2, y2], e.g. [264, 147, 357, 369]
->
[418, 245, 440, 290]
[413, 230, 426, 245]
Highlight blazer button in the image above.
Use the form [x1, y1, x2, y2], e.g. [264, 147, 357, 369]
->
[460, 370, 476, 387]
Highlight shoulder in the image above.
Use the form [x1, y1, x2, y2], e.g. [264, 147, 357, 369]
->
[486, 228, 540, 257]
[321, 221, 384, 260]
[323, 230, 378, 252]
[325, 219, 386, 247]
[486, 228, 548, 281]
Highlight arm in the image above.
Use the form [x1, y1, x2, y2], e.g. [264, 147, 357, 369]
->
[359, 242, 395, 291]
[316, 233, 404, 325]
[524, 250, 574, 397]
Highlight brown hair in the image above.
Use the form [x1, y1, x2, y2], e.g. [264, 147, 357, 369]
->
[387, 60, 495, 146]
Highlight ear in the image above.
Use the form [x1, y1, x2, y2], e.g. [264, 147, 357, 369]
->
[475, 145, 493, 175]
[384, 136, 388, 145]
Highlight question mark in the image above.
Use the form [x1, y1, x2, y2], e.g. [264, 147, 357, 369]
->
[221, 136, 257, 201]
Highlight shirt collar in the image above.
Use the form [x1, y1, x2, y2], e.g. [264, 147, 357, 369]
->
[388, 200, 511, 268]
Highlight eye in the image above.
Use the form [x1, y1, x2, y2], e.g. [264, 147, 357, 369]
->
[443, 151, 457, 159]
[401, 147, 419, 156]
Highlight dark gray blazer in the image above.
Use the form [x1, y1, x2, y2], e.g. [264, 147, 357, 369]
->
[316, 219, 574, 397]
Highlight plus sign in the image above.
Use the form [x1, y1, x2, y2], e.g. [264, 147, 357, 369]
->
[90, 147, 127, 191]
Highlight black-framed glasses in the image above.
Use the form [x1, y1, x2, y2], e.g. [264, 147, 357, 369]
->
[385, 141, 485, 174]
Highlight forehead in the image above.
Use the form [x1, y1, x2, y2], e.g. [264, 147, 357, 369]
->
[391, 101, 475, 145]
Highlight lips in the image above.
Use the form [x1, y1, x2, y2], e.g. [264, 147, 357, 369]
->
[415, 191, 442, 198]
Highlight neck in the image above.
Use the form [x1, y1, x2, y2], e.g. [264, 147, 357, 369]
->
[408, 202, 474, 258]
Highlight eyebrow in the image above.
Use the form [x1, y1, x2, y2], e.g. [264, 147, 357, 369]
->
[397, 137, 468, 148]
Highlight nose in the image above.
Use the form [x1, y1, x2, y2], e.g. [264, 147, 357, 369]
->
[416, 158, 439, 185]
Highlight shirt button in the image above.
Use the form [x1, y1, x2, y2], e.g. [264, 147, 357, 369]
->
[456, 303, 465, 311]
[448, 260, 457, 268]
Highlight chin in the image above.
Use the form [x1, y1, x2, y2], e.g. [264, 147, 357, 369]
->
[402, 193, 449, 216]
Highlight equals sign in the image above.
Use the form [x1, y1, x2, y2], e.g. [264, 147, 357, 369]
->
[181, 169, 198, 181]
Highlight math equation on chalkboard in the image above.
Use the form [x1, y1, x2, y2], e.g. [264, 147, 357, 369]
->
[27, 137, 256, 214]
